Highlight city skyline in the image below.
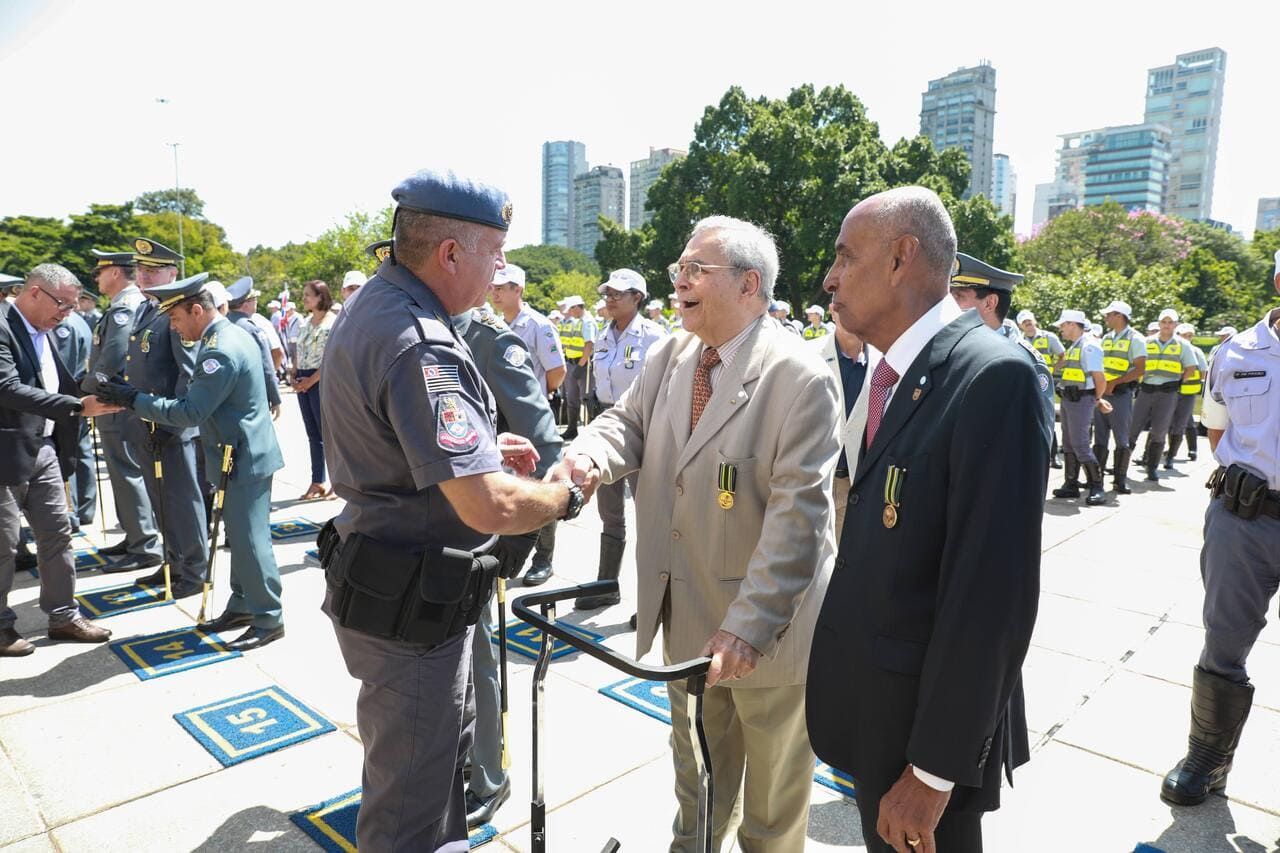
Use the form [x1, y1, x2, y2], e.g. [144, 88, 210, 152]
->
[1, 1, 1274, 256]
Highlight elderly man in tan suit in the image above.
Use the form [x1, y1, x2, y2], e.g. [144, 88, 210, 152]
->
[551, 216, 840, 852]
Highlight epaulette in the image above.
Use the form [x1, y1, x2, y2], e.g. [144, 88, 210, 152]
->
[1014, 335, 1046, 365]
[472, 306, 510, 333]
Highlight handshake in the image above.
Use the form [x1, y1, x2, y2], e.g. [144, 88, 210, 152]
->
[92, 373, 141, 409]
[496, 434, 602, 501]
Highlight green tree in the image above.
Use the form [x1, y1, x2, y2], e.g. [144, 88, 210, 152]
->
[134, 188, 206, 219]
[286, 207, 393, 289]
[60, 203, 140, 282]
[1019, 202, 1191, 278]
[1173, 248, 1254, 331]
[948, 194, 1015, 270]
[1249, 227, 1280, 308]
[594, 218, 660, 291]
[523, 270, 598, 315]
[135, 212, 243, 282]
[1013, 261, 1196, 329]
[0, 216, 69, 277]
[505, 244, 599, 285]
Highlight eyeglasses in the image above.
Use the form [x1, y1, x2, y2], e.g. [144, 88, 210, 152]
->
[601, 289, 633, 300]
[34, 284, 76, 314]
[667, 261, 747, 283]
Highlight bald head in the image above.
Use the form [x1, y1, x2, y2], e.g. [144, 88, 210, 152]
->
[857, 186, 956, 283]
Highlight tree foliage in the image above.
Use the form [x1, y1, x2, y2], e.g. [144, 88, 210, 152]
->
[505, 244, 599, 285]
[1014, 262, 1198, 330]
[135, 188, 205, 219]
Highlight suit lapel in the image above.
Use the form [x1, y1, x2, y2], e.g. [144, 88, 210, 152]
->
[7, 307, 42, 386]
[853, 314, 983, 487]
[665, 343, 698, 460]
[675, 319, 765, 471]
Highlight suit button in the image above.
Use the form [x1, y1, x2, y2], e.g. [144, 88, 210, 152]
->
[126, 356, 131, 361]
[671, 531, 681, 540]
[676, 486, 684, 496]
[130, 336, 136, 341]
[659, 571, 670, 581]
[850, 494, 860, 505]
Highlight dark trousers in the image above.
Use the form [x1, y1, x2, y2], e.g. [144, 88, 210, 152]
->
[0, 441, 80, 628]
[138, 432, 208, 583]
[1199, 500, 1280, 683]
[69, 417, 96, 526]
[855, 782, 984, 853]
[296, 369, 326, 484]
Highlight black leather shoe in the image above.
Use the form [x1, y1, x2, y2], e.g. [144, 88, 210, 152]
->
[465, 778, 511, 828]
[134, 566, 168, 586]
[226, 625, 285, 652]
[97, 540, 130, 557]
[101, 554, 163, 574]
[198, 610, 254, 635]
[522, 558, 553, 587]
[15, 551, 37, 572]
[168, 578, 204, 599]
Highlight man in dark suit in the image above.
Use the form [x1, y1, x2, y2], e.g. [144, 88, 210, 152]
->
[807, 187, 1051, 853]
[0, 265, 120, 656]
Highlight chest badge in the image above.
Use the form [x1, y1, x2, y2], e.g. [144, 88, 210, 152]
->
[883, 464, 906, 529]
[140, 329, 152, 353]
[717, 462, 737, 510]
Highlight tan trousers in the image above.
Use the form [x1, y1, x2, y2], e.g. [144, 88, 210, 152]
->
[666, 676, 813, 853]
[833, 475, 850, 542]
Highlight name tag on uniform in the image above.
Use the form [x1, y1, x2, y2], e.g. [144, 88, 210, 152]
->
[1234, 370, 1266, 379]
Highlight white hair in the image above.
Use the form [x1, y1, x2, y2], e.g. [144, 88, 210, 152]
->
[870, 186, 957, 278]
[690, 215, 779, 301]
[27, 263, 80, 291]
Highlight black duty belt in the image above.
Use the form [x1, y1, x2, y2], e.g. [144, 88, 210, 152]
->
[1141, 382, 1180, 394]
[1208, 465, 1280, 521]
[1109, 381, 1137, 394]
[1061, 387, 1089, 402]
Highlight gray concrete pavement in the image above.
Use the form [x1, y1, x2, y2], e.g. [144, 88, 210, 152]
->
[0, 390, 1276, 851]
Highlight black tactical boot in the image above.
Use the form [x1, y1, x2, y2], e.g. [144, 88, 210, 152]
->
[1187, 426, 1198, 461]
[1052, 454, 1081, 499]
[1050, 433, 1062, 469]
[575, 534, 625, 610]
[1161, 668, 1254, 806]
[562, 406, 579, 441]
[1167, 433, 1183, 468]
[1144, 441, 1160, 482]
[1083, 461, 1107, 506]
[1096, 446, 1111, 475]
[1112, 448, 1132, 495]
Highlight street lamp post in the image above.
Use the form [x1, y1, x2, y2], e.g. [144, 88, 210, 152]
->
[156, 97, 185, 276]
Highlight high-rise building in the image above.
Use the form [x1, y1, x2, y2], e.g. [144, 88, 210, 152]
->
[571, 165, 626, 258]
[1031, 180, 1082, 229]
[542, 140, 587, 246]
[919, 62, 997, 199]
[1144, 48, 1227, 221]
[1257, 198, 1280, 233]
[1079, 123, 1172, 213]
[629, 147, 686, 229]
[992, 153, 1016, 219]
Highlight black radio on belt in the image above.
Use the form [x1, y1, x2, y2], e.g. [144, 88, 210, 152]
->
[317, 520, 499, 645]
[1208, 465, 1280, 521]
[1061, 387, 1086, 402]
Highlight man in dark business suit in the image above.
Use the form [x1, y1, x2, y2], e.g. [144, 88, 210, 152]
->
[0, 265, 120, 656]
[806, 187, 1050, 853]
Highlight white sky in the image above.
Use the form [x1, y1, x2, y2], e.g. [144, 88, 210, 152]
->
[1, 0, 1275, 255]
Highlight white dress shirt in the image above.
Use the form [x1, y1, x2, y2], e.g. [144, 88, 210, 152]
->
[14, 304, 59, 436]
[703, 313, 764, 388]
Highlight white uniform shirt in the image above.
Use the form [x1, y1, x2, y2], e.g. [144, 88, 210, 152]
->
[592, 315, 667, 405]
[508, 304, 566, 394]
[1201, 309, 1280, 489]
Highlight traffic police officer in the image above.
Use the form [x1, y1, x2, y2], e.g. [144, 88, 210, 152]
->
[646, 298, 673, 332]
[1019, 309, 1066, 466]
[576, 268, 666, 611]
[1094, 300, 1147, 493]
[948, 253, 1056, 438]
[1160, 253, 1280, 807]
[1166, 322, 1208, 467]
[558, 294, 596, 439]
[1051, 310, 1111, 505]
[1130, 308, 1199, 482]
[226, 276, 282, 419]
[82, 250, 163, 572]
[802, 304, 832, 339]
[95, 274, 286, 651]
[122, 238, 208, 597]
[454, 297, 563, 829]
[318, 170, 586, 852]
[52, 300, 95, 529]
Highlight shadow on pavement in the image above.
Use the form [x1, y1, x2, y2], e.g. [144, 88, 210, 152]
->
[1146, 794, 1278, 853]
[191, 804, 315, 852]
[0, 644, 122, 699]
[807, 798, 862, 846]
[1042, 500, 1084, 517]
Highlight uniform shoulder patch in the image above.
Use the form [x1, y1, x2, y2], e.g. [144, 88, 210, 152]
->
[422, 364, 463, 393]
[201, 358, 222, 375]
[502, 345, 527, 368]
[473, 307, 508, 332]
[113, 312, 130, 325]
[56, 326, 70, 338]
[436, 392, 479, 452]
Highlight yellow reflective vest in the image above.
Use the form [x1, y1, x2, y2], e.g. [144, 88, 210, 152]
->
[1144, 336, 1184, 383]
[1101, 328, 1142, 381]
[1061, 342, 1087, 386]
[559, 318, 585, 360]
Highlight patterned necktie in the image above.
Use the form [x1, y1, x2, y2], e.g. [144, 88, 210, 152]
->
[864, 359, 900, 449]
[690, 346, 721, 431]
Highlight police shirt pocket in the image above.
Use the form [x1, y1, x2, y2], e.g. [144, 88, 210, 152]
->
[1223, 376, 1270, 426]
[717, 454, 758, 581]
[873, 634, 929, 676]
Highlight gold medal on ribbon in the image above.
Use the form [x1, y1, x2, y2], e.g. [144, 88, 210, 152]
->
[140, 330, 151, 353]
[883, 465, 906, 529]
[717, 462, 737, 511]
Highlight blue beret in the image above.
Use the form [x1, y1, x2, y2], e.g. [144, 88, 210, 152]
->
[950, 252, 1023, 293]
[131, 237, 184, 267]
[391, 170, 512, 232]
[227, 276, 259, 306]
[147, 272, 210, 312]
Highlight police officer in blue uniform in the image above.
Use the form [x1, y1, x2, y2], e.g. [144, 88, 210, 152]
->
[226, 277, 282, 418]
[96, 273, 287, 650]
[121, 238, 208, 597]
[318, 170, 588, 852]
[52, 302, 95, 529]
[82, 251, 163, 572]
[1160, 253, 1280, 807]
[948, 252, 1056, 438]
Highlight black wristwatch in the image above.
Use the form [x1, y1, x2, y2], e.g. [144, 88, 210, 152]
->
[559, 482, 585, 521]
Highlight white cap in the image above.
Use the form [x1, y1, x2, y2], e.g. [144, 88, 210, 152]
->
[598, 268, 647, 296]
[267, 299, 281, 309]
[492, 264, 526, 287]
[1015, 309, 1035, 325]
[805, 304, 824, 316]
[562, 295, 585, 308]
[1175, 322, 1195, 335]
[593, 299, 606, 311]
[1053, 309, 1088, 327]
[548, 309, 563, 321]
[342, 270, 368, 290]
[769, 299, 791, 314]
[1274, 249, 1280, 278]
[646, 299, 663, 311]
[668, 293, 679, 303]
[205, 281, 228, 310]
[1101, 300, 1132, 319]
[1158, 308, 1179, 322]
[1147, 321, 1160, 333]
[1215, 325, 1237, 337]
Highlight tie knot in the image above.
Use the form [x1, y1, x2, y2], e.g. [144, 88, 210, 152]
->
[699, 346, 721, 370]
[871, 359, 899, 389]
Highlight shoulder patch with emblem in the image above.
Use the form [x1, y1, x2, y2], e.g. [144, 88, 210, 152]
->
[56, 326, 70, 338]
[113, 311, 130, 325]
[422, 364, 462, 394]
[503, 345, 527, 368]
[202, 358, 222, 375]
[436, 392, 479, 452]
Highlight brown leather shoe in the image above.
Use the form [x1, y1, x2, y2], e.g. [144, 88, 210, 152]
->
[47, 616, 111, 644]
[0, 627, 34, 656]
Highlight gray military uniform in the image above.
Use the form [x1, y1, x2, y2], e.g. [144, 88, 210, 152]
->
[456, 305, 562, 805]
[228, 309, 282, 409]
[52, 312, 95, 526]
[321, 261, 503, 852]
[124, 297, 208, 582]
[82, 286, 161, 560]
